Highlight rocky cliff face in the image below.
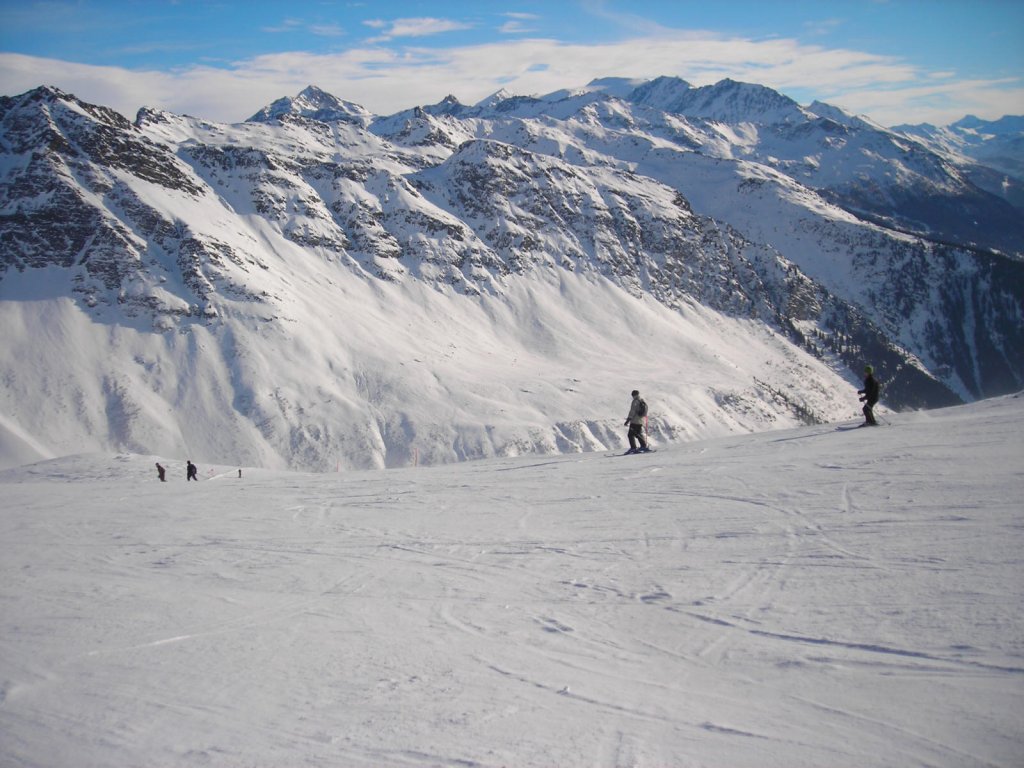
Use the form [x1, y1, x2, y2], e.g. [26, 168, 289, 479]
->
[1, 79, 1021, 469]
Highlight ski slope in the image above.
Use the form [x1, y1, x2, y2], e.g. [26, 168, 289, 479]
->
[1, 395, 1022, 767]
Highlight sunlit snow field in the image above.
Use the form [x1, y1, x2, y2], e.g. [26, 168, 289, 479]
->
[1, 396, 1022, 767]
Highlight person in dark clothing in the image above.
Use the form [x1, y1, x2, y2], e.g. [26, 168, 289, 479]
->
[624, 389, 650, 454]
[186, 460, 198, 481]
[156, 463, 166, 482]
[858, 366, 880, 426]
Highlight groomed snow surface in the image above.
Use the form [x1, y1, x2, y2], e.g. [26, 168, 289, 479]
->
[1, 395, 1022, 767]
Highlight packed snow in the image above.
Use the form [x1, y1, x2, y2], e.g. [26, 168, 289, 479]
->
[1, 394, 1022, 767]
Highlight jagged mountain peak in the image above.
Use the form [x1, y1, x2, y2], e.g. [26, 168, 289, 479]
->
[667, 78, 810, 124]
[805, 100, 888, 133]
[3, 83, 69, 105]
[1, 83, 79, 110]
[625, 75, 693, 109]
[134, 106, 177, 126]
[897, 114, 1024, 142]
[247, 85, 373, 127]
[445, 136, 537, 167]
[895, 113, 1024, 183]
[1, 83, 134, 131]
[377, 93, 477, 125]
[0, 85, 200, 196]
[474, 88, 518, 109]
[950, 113, 1024, 133]
[421, 94, 470, 117]
[626, 76, 807, 123]
[807, 100, 854, 125]
[951, 114, 1024, 136]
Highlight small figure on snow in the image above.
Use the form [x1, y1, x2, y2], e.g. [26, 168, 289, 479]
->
[624, 389, 650, 454]
[155, 462, 166, 482]
[858, 366, 880, 426]
[186, 460, 198, 482]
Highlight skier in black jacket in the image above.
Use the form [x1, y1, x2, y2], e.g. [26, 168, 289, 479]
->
[858, 366, 880, 426]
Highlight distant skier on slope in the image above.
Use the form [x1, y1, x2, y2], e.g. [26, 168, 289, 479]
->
[156, 463, 166, 482]
[186, 460, 198, 481]
[624, 389, 651, 454]
[858, 366, 880, 426]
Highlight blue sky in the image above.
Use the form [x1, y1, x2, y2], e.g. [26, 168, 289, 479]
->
[1, 0, 1022, 125]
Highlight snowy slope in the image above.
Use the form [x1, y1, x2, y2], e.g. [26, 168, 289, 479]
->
[1, 394, 1021, 767]
[0, 262, 855, 472]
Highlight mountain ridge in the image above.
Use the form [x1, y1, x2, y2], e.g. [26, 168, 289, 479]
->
[1, 78, 1021, 470]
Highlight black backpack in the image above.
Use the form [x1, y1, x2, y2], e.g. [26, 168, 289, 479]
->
[637, 399, 648, 418]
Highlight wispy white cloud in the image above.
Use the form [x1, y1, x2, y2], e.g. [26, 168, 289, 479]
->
[803, 18, 845, 37]
[576, 0, 677, 37]
[824, 77, 1024, 126]
[500, 12, 540, 34]
[264, 18, 345, 38]
[1, 29, 1020, 127]
[363, 17, 473, 41]
[309, 23, 346, 38]
[263, 19, 304, 34]
[499, 21, 535, 35]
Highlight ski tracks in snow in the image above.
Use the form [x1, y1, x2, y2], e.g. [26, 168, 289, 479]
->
[4, 400, 1023, 767]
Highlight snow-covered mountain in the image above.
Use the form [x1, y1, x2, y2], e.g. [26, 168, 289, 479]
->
[1, 79, 1022, 471]
[896, 114, 1024, 210]
[248, 85, 374, 128]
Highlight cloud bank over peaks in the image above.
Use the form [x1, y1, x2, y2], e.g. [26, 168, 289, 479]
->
[1, 24, 1020, 127]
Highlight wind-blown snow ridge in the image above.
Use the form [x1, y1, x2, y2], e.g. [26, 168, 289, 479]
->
[1, 394, 1021, 766]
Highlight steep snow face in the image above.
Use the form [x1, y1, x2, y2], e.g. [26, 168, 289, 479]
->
[1, 396, 1022, 767]
[0, 259, 860, 471]
[629, 77, 811, 126]
[0, 82, 1021, 471]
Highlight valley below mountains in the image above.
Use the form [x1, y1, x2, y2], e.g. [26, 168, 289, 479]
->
[1, 77, 1022, 470]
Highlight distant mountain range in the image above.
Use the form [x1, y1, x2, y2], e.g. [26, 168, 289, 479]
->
[1, 77, 1021, 470]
